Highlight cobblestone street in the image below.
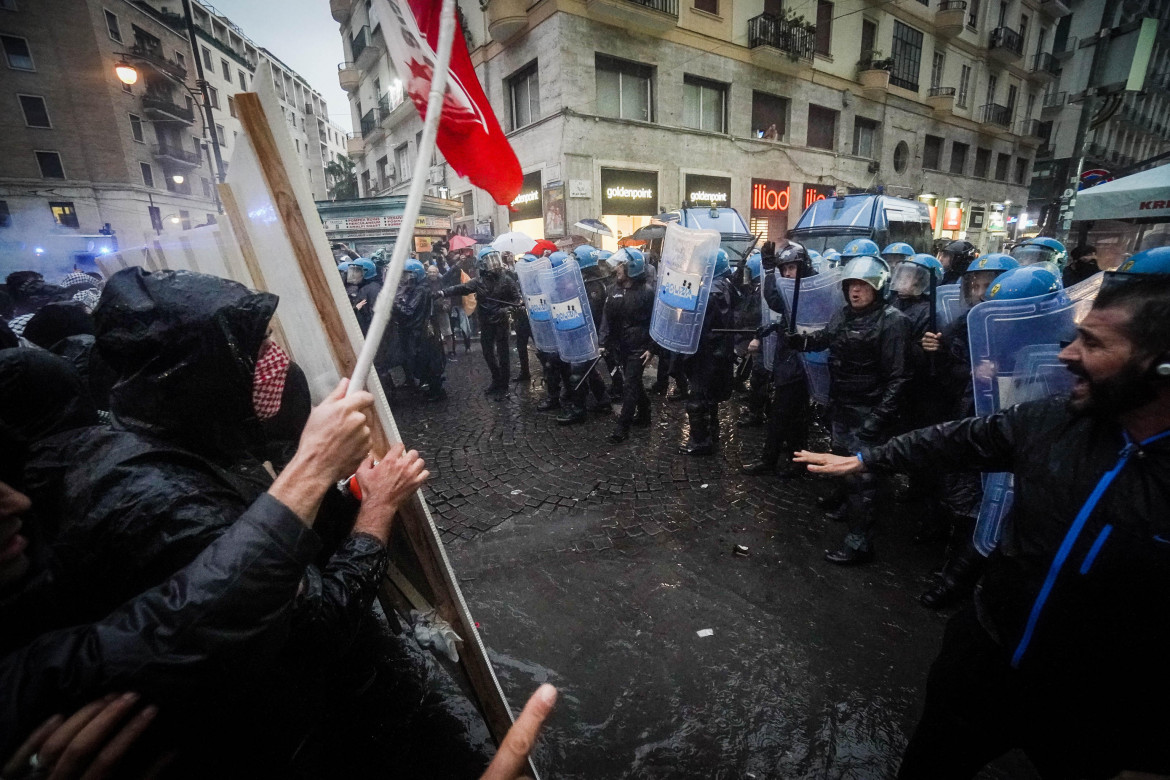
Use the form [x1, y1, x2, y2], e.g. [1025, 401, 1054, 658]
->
[392, 344, 1031, 779]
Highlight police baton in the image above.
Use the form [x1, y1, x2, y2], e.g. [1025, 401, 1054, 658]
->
[482, 296, 526, 308]
[928, 272, 938, 377]
[788, 274, 802, 336]
[710, 328, 762, 334]
[572, 354, 605, 392]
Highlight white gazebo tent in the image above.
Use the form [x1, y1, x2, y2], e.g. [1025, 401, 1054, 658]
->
[1073, 164, 1170, 222]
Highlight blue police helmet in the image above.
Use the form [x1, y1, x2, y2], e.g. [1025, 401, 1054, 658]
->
[984, 265, 1062, 301]
[908, 253, 944, 280]
[1011, 237, 1068, 269]
[618, 248, 647, 279]
[1117, 246, 1170, 274]
[573, 245, 600, 268]
[745, 249, 762, 281]
[519, 253, 539, 263]
[807, 249, 822, 260]
[712, 248, 730, 278]
[403, 258, 425, 282]
[841, 255, 891, 293]
[337, 261, 352, 274]
[597, 250, 614, 261]
[353, 258, 378, 280]
[476, 246, 503, 271]
[821, 248, 842, 267]
[548, 251, 570, 267]
[841, 238, 881, 259]
[966, 253, 1020, 274]
[881, 242, 916, 262]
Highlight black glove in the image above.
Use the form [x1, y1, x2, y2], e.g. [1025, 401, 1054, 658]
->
[785, 332, 806, 350]
[757, 323, 780, 339]
[761, 241, 777, 271]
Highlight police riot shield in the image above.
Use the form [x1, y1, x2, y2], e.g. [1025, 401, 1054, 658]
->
[936, 283, 962, 329]
[966, 272, 1104, 554]
[760, 275, 786, 373]
[649, 223, 722, 356]
[775, 268, 845, 404]
[515, 257, 558, 354]
[538, 256, 599, 364]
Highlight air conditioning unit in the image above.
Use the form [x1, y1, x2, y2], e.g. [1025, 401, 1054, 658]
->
[867, 160, 881, 173]
[429, 166, 445, 185]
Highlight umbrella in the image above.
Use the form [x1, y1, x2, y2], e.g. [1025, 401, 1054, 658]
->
[449, 235, 476, 250]
[574, 219, 613, 237]
[629, 224, 667, 242]
[531, 239, 558, 255]
[618, 236, 648, 247]
[492, 231, 537, 255]
[556, 234, 589, 249]
[471, 231, 495, 244]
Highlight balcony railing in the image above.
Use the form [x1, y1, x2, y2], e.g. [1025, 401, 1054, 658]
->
[989, 26, 1024, 57]
[141, 94, 195, 123]
[129, 43, 188, 80]
[928, 86, 956, 97]
[1053, 35, 1078, 58]
[351, 25, 373, 62]
[153, 142, 203, 165]
[1042, 91, 1066, 109]
[747, 12, 815, 61]
[938, 0, 967, 9]
[625, 0, 679, 15]
[1032, 51, 1058, 76]
[979, 102, 1012, 128]
[1017, 118, 1043, 138]
[360, 107, 378, 137]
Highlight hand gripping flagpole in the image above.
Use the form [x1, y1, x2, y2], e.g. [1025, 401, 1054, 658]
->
[347, 0, 457, 395]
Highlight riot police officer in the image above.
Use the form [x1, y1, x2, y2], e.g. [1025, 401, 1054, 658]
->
[791, 255, 911, 563]
[395, 259, 446, 400]
[742, 242, 813, 476]
[577, 245, 622, 403]
[881, 242, 916, 271]
[437, 246, 520, 398]
[503, 252, 532, 382]
[938, 239, 980, 285]
[681, 249, 739, 456]
[738, 250, 767, 426]
[599, 249, 655, 443]
[839, 238, 881, 267]
[559, 248, 611, 424]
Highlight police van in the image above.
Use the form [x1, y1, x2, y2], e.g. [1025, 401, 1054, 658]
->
[788, 193, 933, 255]
[660, 206, 756, 262]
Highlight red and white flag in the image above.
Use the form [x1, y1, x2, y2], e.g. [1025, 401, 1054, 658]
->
[375, 0, 522, 206]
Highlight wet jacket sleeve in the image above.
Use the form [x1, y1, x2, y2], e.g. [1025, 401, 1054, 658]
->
[441, 280, 480, 299]
[762, 272, 787, 320]
[290, 532, 388, 651]
[0, 493, 320, 755]
[599, 296, 617, 351]
[868, 312, 912, 430]
[798, 309, 841, 352]
[861, 408, 1019, 474]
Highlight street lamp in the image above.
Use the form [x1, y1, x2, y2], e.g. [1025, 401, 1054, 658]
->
[172, 174, 184, 184]
[115, 63, 138, 86]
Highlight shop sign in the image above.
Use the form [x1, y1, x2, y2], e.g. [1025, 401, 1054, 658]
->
[802, 183, 835, 210]
[988, 209, 1005, 231]
[322, 214, 452, 232]
[568, 179, 592, 198]
[751, 178, 790, 217]
[600, 168, 658, 216]
[684, 174, 731, 207]
[511, 171, 543, 221]
[969, 208, 985, 229]
[942, 206, 963, 230]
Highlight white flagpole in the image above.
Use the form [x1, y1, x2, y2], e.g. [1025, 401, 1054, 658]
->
[347, 0, 458, 395]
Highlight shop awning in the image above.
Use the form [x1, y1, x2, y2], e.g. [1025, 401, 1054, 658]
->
[1073, 164, 1170, 223]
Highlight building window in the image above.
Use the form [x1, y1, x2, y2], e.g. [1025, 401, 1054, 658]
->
[49, 201, 78, 229]
[238, 70, 247, 90]
[968, 0, 980, 28]
[596, 55, 653, 122]
[221, 58, 230, 80]
[852, 117, 878, 158]
[180, 210, 190, 230]
[891, 21, 923, 91]
[18, 95, 50, 128]
[360, 170, 371, 196]
[930, 51, 945, 90]
[395, 143, 411, 181]
[129, 113, 144, 142]
[807, 104, 837, 150]
[694, 0, 717, 13]
[140, 162, 155, 188]
[751, 90, 787, 139]
[175, 51, 185, 69]
[2, 34, 34, 70]
[994, 151, 1010, 181]
[950, 141, 968, 175]
[35, 151, 64, 179]
[376, 155, 389, 189]
[148, 205, 162, 232]
[1014, 156, 1029, 184]
[682, 75, 726, 133]
[201, 177, 211, 197]
[207, 86, 219, 109]
[228, 96, 237, 118]
[893, 140, 910, 173]
[201, 46, 213, 69]
[974, 146, 991, 177]
[104, 10, 122, 42]
[508, 61, 540, 131]
[986, 73, 997, 106]
[923, 134, 943, 169]
[957, 64, 972, 108]
[815, 0, 833, 56]
[216, 124, 226, 147]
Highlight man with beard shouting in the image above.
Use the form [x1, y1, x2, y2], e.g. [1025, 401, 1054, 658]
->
[795, 261, 1170, 780]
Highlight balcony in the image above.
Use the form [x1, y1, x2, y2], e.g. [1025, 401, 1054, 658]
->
[747, 13, 815, 74]
[487, 0, 528, 42]
[934, 0, 967, 38]
[1031, 51, 1059, 81]
[1041, 91, 1066, 113]
[330, 0, 353, 22]
[360, 107, 387, 144]
[1053, 35, 1078, 60]
[338, 61, 360, 92]
[345, 133, 365, 157]
[153, 142, 203, 167]
[129, 43, 187, 81]
[381, 94, 413, 130]
[927, 86, 956, 115]
[584, 0, 678, 34]
[1016, 119, 1043, 147]
[988, 26, 1024, 64]
[141, 94, 195, 124]
[350, 25, 382, 72]
[1035, 144, 1053, 160]
[978, 102, 1013, 133]
[1039, 0, 1071, 18]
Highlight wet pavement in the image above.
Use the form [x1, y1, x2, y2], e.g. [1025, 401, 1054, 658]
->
[392, 343, 1037, 779]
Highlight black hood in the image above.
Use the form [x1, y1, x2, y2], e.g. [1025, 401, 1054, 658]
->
[93, 268, 277, 458]
[0, 348, 99, 484]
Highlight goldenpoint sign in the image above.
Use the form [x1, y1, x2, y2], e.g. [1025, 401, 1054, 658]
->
[601, 168, 658, 216]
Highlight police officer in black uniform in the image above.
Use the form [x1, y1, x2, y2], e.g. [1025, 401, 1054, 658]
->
[681, 249, 739, 456]
[559, 248, 611, 425]
[599, 249, 655, 443]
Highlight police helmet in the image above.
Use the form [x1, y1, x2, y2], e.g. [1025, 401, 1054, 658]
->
[1011, 237, 1068, 270]
[615, 248, 647, 279]
[713, 248, 730, 278]
[352, 258, 378, 281]
[821, 248, 842, 267]
[745, 250, 763, 281]
[776, 243, 814, 277]
[547, 251, 570, 267]
[939, 240, 980, 276]
[403, 258, 426, 282]
[807, 249, 822, 261]
[337, 261, 352, 275]
[573, 245, 600, 269]
[519, 253, 538, 263]
[984, 265, 1061, 301]
[841, 238, 881, 260]
[1116, 246, 1170, 275]
[476, 246, 504, 272]
[960, 254, 1018, 308]
[890, 254, 943, 297]
[881, 242, 916, 267]
[840, 255, 891, 295]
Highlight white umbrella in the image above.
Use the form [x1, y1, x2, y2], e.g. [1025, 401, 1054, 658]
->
[574, 219, 614, 237]
[492, 231, 537, 255]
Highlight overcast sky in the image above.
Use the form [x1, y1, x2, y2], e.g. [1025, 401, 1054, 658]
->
[211, 0, 354, 133]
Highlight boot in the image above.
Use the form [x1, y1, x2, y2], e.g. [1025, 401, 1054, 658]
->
[666, 386, 688, 402]
[648, 382, 668, 396]
[824, 544, 874, 565]
[919, 543, 984, 609]
[631, 408, 651, 427]
[741, 459, 777, 475]
[537, 397, 561, 412]
[681, 441, 714, 456]
[607, 424, 629, 443]
[557, 405, 587, 425]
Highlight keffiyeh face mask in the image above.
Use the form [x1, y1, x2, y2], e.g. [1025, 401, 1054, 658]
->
[252, 339, 291, 420]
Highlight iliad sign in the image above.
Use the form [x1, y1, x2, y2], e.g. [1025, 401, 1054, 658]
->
[751, 178, 790, 216]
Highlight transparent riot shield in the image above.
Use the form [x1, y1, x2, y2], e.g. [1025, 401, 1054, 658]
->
[936, 283, 962, 329]
[649, 223, 722, 356]
[775, 268, 844, 404]
[515, 257, 558, 354]
[538, 256, 599, 364]
[967, 272, 1103, 554]
[760, 274, 785, 373]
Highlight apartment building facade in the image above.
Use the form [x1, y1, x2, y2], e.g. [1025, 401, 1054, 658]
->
[335, 0, 1059, 252]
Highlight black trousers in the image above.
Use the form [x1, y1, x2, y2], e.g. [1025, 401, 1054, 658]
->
[899, 606, 1170, 780]
[616, 352, 649, 427]
[513, 315, 531, 377]
[829, 407, 884, 551]
[567, 358, 607, 414]
[538, 351, 566, 399]
[480, 320, 510, 386]
[746, 366, 770, 418]
[605, 351, 624, 399]
[760, 379, 809, 465]
[683, 352, 732, 449]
